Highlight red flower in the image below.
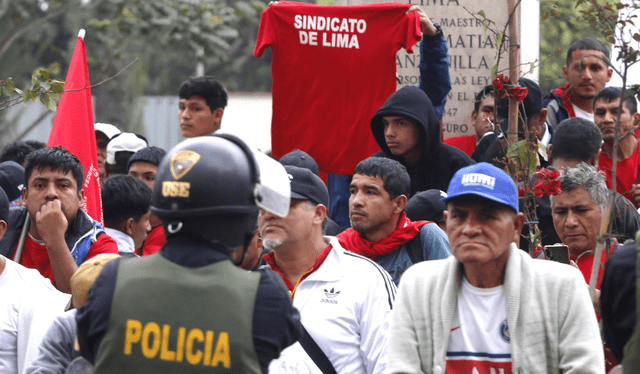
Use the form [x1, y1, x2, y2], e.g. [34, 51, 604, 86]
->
[511, 87, 528, 103]
[518, 185, 532, 198]
[493, 74, 504, 91]
[531, 168, 562, 197]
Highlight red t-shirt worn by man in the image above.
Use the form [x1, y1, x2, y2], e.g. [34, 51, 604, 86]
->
[139, 224, 166, 256]
[15, 233, 118, 288]
[598, 139, 640, 208]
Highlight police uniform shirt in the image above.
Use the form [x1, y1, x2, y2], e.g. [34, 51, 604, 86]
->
[76, 236, 301, 373]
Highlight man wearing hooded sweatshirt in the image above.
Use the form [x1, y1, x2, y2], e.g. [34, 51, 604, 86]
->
[371, 86, 474, 197]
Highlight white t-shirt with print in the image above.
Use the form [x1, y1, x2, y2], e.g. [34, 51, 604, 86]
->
[446, 277, 512, 374]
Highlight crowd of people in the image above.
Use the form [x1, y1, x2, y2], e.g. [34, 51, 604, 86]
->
[1, 5, 639, 374]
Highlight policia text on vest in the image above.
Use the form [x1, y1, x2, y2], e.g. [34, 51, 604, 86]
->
[94, 252, 261, 373]
[124, 319, 231, 368]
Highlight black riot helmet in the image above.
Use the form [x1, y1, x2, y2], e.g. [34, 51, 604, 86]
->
[151, 134, 290, 253]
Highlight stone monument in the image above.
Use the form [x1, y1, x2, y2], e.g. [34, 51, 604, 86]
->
[336, 0, 539, 139]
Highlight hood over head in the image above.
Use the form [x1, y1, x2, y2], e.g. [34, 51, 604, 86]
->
[370, 86, 441, 159]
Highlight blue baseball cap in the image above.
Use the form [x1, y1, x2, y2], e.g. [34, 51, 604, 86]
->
[442, 162, 518, 212]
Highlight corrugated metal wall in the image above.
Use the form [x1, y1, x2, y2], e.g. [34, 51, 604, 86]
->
[1, 93, 272, 153]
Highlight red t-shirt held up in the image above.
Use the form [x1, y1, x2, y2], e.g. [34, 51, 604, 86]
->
[255, 2, 421, 175]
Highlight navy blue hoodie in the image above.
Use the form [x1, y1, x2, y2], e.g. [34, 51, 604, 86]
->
[371, 86, 474, 196]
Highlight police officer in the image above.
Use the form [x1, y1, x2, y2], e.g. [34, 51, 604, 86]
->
[77, 135, 301, 373]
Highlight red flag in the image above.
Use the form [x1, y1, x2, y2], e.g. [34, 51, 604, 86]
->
[48, 30, 103, 225]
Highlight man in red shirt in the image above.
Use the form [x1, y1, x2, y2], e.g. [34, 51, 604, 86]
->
[551, 162, 621, 371]
[551, 163, 609, 288]
[0, 147, 117, 293]
[127, 146, 167, 256]
[594, 87, 640, 207]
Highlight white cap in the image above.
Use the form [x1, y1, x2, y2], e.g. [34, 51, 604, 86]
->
[94, 123, 121, 140]
[106, 133, 148, 165]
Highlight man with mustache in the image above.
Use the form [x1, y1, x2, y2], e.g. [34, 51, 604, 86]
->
[0, 147, 118, 293]
[544, 37, 613, 129]
[337, 157, 450, 285]
[261, 165, 395, 373]
[594, 87, 640, 207]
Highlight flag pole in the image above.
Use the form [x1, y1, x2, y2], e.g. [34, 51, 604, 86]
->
[48, 28, 104, 225]
[13, 213, 30, 264]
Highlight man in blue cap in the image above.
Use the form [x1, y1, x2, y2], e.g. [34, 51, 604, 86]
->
[387, 162, 604, 374]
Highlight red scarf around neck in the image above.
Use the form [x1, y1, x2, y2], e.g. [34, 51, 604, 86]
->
[554, 82, 577, 118]
[337, 213, 429, 260]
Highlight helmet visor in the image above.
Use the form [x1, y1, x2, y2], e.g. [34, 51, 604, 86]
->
[253, 150, 290, 217]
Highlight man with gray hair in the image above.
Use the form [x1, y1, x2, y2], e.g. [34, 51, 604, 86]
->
[551, 163, 619, 369]
[551, 163, 611, 301]
[524, 117, 640, 250]
[261, 165, 395, 373]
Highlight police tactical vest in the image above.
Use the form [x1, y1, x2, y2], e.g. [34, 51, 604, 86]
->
[95, 254, 261, 373]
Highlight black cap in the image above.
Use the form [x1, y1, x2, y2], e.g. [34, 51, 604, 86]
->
[496, 77, 543, 135]
[280, 150, 319, 176]
[0, 161, 24, 202]
[127, 146, 167, 171]
[284, 165, 329, 207]
[405, 189, 447, 223]
[0, 187, 9, 222]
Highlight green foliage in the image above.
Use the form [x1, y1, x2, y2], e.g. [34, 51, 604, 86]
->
[506, 139, 539, 178]
[0, 64, 63, 112]
[0, 0, 271, 131]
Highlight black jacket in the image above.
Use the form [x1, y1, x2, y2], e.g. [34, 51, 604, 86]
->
[601, 240, 637, 363]
[370, 86, 474, 196]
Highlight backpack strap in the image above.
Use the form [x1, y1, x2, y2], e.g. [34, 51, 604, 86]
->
[405, 233, 424, 266]
[298, 324, 337, 374]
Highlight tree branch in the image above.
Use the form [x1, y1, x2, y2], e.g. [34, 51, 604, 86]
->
[0, 7, 67, 61]
[63, 56, 140, 92]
